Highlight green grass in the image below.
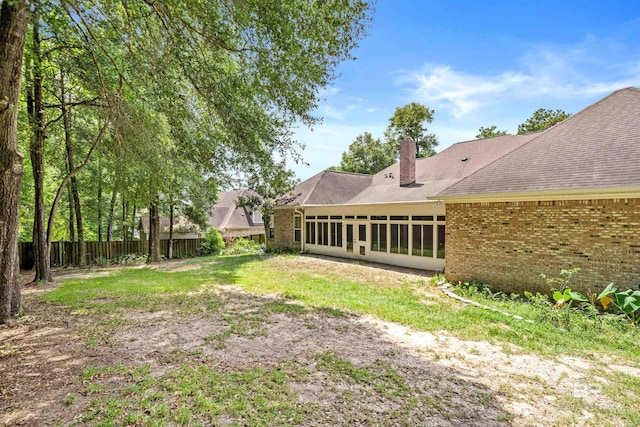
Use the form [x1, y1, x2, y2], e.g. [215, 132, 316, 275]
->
[45, 253, 640, 360]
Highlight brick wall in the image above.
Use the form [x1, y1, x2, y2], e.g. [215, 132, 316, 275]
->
[272, 208, 301, 251]
[446, 198, 640, 295]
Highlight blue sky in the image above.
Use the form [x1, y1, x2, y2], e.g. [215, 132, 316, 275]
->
[289, 0, 640, 181]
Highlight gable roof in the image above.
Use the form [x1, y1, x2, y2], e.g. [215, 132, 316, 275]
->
[277, 170, 372, 206]
[139, 215, 202, 234]
[438, 87, 640, 198]
[208, 189, 264, 231]
[347, 133, 537, 204]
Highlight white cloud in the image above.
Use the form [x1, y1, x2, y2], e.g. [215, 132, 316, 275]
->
[397, 41, 640, 118]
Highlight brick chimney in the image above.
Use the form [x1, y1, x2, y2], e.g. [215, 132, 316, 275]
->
[399, 138, 416, 187]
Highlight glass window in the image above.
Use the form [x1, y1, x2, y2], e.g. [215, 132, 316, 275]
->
[437, 215, 446, 222]
[317, 221, 329, 246]
[412, 215, 433, 221]
[305, 221, 316, 244]
[371, 224, 379, 251]
[390, 215, 408, 221]
[294, 214, 301, 242]
[437, 224, 445, 258]
[412, 225, 422, 256]
[358, 224, 366, 241]
[371, 216, 387, 221]
[330, 222, 342, 247]
[399, 224, 409, 254]
[357, 215, 368, 220]
[390, 224, 399, 253]
[423, 225, 434, 257]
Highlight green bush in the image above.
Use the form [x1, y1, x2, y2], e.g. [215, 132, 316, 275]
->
[199, 228, 225, 255]
[222, 238, 264, 255]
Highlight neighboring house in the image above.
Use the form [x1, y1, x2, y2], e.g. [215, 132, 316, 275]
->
[139, 215, 203, 241]
[208, 190, 266, 242]
[273, 88, 640, 295]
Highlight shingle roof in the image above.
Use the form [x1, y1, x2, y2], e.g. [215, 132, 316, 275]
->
[139, 215, 202, 234]
[277, 170, 372, 206]
[347, 133, 537, 204]
[208, 190, 264, 231]
[438, 87, 640, 197]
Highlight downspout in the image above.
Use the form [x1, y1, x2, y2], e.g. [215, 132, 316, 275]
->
[295, 208, 305, 252]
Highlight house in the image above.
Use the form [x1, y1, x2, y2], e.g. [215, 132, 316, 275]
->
[273, 88, 640, 295]
[208, 190, 266, 242]
[139, 215, 204, 241]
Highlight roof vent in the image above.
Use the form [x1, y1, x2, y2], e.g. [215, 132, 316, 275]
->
[461, 157, 468, 162]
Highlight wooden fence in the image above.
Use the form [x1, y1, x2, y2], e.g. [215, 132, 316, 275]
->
[19, 239, 205, 269]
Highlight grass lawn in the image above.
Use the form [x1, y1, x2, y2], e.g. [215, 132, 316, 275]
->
[6, 253, 639, 426]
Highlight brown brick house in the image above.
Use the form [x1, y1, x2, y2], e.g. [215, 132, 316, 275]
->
[273, 88, 640, 294]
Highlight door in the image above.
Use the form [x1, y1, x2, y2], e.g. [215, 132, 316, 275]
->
[345, 222, 367, 256]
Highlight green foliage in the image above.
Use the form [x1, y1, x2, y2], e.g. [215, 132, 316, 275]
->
[200, 228, 225, 255]
[335, 132, 396, 175]
[385, 102, 438, 158]
[541, 268, 586, 330]
[475, 126, 507, 139]
[517, 108, 571, 134]
[598, 283, 640, 325]
[222, 238, 264, 255]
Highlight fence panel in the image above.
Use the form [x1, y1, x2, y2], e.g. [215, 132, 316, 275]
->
[19, 238, 205, 269]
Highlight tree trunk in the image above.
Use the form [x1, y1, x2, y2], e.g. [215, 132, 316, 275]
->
[61, 70, 85, 266]
[147, 198, 161, 263]
[121, 194, 127, 241]
[67, 179, 75, 242]
[168, 203, 174, 259]
[107, 189, 117, 242]
[130, 204, 136, 241]
[26, 2, 52, 283]
[97, 165, 103, 241]
[0, 0, 29, 323]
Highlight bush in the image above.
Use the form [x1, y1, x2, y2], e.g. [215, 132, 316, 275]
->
[222, 238, 264, 255]
[199, 228, 225, 255]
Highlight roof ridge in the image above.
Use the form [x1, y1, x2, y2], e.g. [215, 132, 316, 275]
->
[301, 170, 326, 205]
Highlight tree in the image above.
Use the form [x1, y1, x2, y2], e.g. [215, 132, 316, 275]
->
[2, 0, 374, 323]
[0, 0, 29, 323]
[476, 126, 507, 139]
[517, 108, 571, 135]
[385, 103, 438, 158]
[236, 164, 298, 251]
[334, 132, 395, 175]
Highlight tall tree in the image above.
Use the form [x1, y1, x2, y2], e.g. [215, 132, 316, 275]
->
[385, 102, 438, 158]
[333, 132, 395, 175]
[0, 0, 29, 323]
[236, 164, 298, 251]
[517, 108, 571, 135]
[476, 126, 507, 139]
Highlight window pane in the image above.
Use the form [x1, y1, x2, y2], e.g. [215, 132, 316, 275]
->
[437, 215, 445, 222]
[390, 215, 408, 221]
[294, 229, 301, 242]
[359, 224, 366, 241]
[400, 224, 409, 254]
[305, 222, 312, 244]
[423, 225, 433, 257]
[294, 215, 301, 229]
[437, 224, 445, 258]
[380, 223, 387, 252]
[412, 215, 433, 221]
[311, 222, 316, 244]
[390, 224, 399, 253]
[412, 225, 421, 256]
[336, 223, 342, 246]
[371, 224, 379, 251]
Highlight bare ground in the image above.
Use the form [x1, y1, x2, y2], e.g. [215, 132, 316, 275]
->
[0, 257, 628, 426]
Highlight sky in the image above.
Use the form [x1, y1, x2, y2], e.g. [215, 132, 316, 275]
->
[289, 0, 640, 181]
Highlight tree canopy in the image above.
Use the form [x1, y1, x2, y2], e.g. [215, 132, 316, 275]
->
[332, 132, 395, 175]
[385, 102, 438, 158]
[0, 0, 376, 323]
[517, 108, 571, 134]
[476, 126, 507, 139]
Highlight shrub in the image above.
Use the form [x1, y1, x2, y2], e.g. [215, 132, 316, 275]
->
[222, 238, 264, 255]
[199, 228, 225, 255]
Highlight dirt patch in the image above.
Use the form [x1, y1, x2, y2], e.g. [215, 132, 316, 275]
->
[0, 259, 626, 426]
